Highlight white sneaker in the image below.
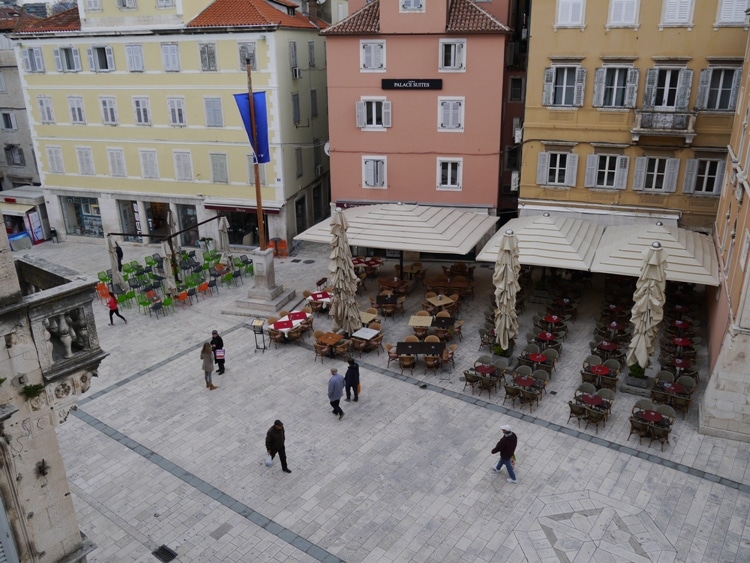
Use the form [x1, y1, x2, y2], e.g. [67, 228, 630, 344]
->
[507, 478, 517, 484]
[491, 465, 501, 473]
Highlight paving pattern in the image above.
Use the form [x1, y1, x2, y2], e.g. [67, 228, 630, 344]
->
[18, 240, 750, 562]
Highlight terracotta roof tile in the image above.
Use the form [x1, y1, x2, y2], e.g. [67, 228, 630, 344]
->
[15, 7, 80, 33]
[447, 0, 509, 33]
[0, 7, 39, 32]
[320, 0, 379, 35]
[188, 0, 326, 29]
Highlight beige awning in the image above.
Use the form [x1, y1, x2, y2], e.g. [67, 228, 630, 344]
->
[0, 202, 33, 217]
[591, 222, 719, 286]
[477, 214, 605, 271]
[294, 204, 498, 255]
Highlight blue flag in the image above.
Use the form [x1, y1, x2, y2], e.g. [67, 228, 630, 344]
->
[233, 92, 270, 163]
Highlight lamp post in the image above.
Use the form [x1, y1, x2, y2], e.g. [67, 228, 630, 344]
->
[246, 58, 267, 251]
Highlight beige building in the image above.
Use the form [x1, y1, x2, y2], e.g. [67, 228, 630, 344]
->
[521, 0, 748, 229]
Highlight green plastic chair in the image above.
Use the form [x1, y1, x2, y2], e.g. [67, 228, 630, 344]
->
[144, 256, 156, 267]
[222, 272, 235, 287]
[116, 293, 130, 308]
[122, 264, 134, 275]
[124, 290, 136, 308]
[162, 296, 174, 314]
[97, 271, 110, 283]
[136, 293, 150, 314]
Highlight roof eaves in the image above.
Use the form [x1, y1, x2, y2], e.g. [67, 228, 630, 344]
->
[321, 0, 379, 35]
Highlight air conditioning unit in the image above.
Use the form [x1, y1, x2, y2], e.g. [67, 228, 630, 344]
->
[511, 171, 520, 192]
[514, 127, 523, 144]
[315, 164, 323, 176]
[292, 67, 302, 79]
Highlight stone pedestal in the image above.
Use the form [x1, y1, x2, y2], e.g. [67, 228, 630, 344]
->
[227, 248, 296, 316]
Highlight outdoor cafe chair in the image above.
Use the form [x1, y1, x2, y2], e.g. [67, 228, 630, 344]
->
[584, 407, 606, 433]
[514, 365, 532, 378]
[149, 301, 166, 319]
[366, 334, 384, 355]
[399, 355, 415, 375]
[603, 359, 621, 375]
[599, 375, 618, 392]
[531, 370, 549, 394]
[651, 388, 671, 405]
[463, 370, 480, 394]
[632, 398, 654, 415]
[351, 338, 368, 357]
[655, 370, 675, 384]
[676, 375, 697, 394]
[475, 354, 492, 367]
[655, 404, 676, 424]
[268, 329, 286, 349]
[568, 401, 587, 427]
[523, 343, 540, 355]
[453, 320, 464, 341]
[424, 355, 441, 376]
[176, 290, 191, 308]
[136, 293, 150, 314]
[542, 348, 559, 372]
[286, 326, 305, 345]
[478, 329, 494, 352]
[671, 395, 692, 419]
[576, 382, 597, 397]
[628, 417, 651, 444]
[519, 387, 541, 412]
[413, 325, 429, 340]
[649, 425, 671, 451]
[333, 340, 351, 357]
[580, 370, 599, 386]
[385, 344, 399, 368]
[503, 383, 520, 406]
[478, 374, 498, 398]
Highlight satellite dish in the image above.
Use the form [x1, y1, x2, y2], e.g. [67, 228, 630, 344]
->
[324, 141, 330, 156]
[317, 0, 326, 4]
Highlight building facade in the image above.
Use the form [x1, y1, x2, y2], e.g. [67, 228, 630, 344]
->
[14, 0, 329, 249]
[322, 0, 510, 223]
[521, 0, 747, 229]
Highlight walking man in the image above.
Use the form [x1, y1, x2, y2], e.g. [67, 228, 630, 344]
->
[107, 294, 127, 325]
[265, 420, 291, 473]
[328, 368, 345, 419]
[491, 424, 518, 483]
[344, 357, 360, 402]
[210, 330, 225, 374]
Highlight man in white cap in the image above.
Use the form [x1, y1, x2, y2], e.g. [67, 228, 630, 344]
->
[491, 424, 517, 483]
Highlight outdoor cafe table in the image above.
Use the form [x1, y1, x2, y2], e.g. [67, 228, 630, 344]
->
[426, 294, 455, 308]
[474, 364, 495, 376]
[662, 382, 686, 395]
[671, 358, 691, 375]
[309, 291, 332, 308]
[543, 314, 563, 329]
[607, 321, 626, 337]
[536, 332, 557, 349]
[672, 319, 692, 333]
[408, 315, 433, 327]
[514, 375, 536, 387]
[272, 311, 309, 336]
[360, 311, 377, 325]
[528, 353, 548, 369]
[637, 410, 663, 423]
[432, 316, 455, 329]
[317, 332, 344, 347]
[597, 341, 619, 358]
[589, 364, 610, 376]
[673, 337, 693, 356]
[401, 264, 422, 280]
[376, 294, 398, 305]
[396, 341, 445, 356]
[603, 304, 625, 320]
[378, 277, 408, 290]
[579, 393, 603, 407]
[352, 327, 379, 341]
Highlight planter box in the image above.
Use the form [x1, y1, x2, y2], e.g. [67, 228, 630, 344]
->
[620, 375, 652, 397]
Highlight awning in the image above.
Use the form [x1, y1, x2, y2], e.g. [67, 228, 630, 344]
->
[0, 202, 34, 217]
[294, 203, 498, 255]
[204, 203, 280, 215]
[591, 222, 719, 286]
[477, 214, 605, 271]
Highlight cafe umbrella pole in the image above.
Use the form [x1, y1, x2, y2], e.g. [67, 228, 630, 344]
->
[246, 59, 267, 251]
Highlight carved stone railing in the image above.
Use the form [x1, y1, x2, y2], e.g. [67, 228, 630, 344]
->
[631, 110, 697, 145]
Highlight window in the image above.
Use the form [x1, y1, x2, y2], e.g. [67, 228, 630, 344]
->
[308, 41, 316, 68]
[683, 159, 725, 194]
[556, 0, 585, 26]
[125, 44, 144, 72]
[157, 0, 174, 7]
[38, 96, 55, 123]
[402, 0, 424, 11]
[437, 159, 462, 190]
[199, 43, 217, 71]
[360, 41, 385, 71]
[86, 0, 102, 10]
[100, 97, 117, 125]
[438, 97, 464, 131]
[22, 48, 44, 73]
[584, 154, 630, 189]
[363, 156, 386, 188]
[662, 0, 693, 26]
[642, 68, 693, 110]
[107, 148, 126, 177]
[247, 156, 266, 185]
[289, 41, 298, 69]
[0, 72, 5, 92]
[133, 97, 151, 125]
[292, 93, 300, 125]
[238, 42, 257, 70]
[210, 153, 228, 183]
[717, 0, 748, 24]
[633, 156, 680, 191]
[68, 96, 86, 124]
[1, 111, 16, 130]
[76, 147, 95, 175]
[161, 43, 180, 72]
[536, 151, 579, 186]
[4, 145, 24, 166]
[696, 68, 741, 111]
[174, 151, 193, 180]
[356, 99, 392, 128]
[54, 47, 81, 72]
[509, 77, 525, 102]
[204, 97, 223, 127]
[311, 89, 318, 118]
[295, 147, 303, 178]
[140, 149, 159, 179]
[439, 39, 465, 71]
[116, 0, 136, 8]
[167, 98, 186, 126]
[47, 146, 64, 174]
[543, 66, 586, 107]
[608, 0, 639, 26]
[88, 46, 115, 72]
[593, 67, 639, 108]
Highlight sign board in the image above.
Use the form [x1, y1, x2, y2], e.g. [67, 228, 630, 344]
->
[381, 79, 442, 90]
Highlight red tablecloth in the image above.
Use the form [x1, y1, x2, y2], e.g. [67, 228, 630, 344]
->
[662, 382, 686, 395]
[608, 321, 625, 331]
[606, 304, 623, 312]
[580, 393, 603, 406]
[288, 311, 308, 321]
[673, 337, 692, 347]
[475, 365, 495, 376]
[589, 364, 610, 376]
[672, 320, 692, 330]
[537, 332, 556, 342]
[515, 376, 536, 387]
[528, 353, 547, 364]
[672, 358, 691, 369]
[311, 291, 331, 300]
[544, 314, 562, 324]
[598, 341, 618, 352]
[638, 410, 663, 423]
[273, 320, 293, 330]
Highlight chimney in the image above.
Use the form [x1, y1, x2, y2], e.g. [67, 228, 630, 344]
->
[309, 0, 318, 28]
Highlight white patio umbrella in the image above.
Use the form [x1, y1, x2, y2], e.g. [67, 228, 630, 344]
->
[160, 240, 178, 294]
[493, 229, 521, 351]
[217, 216, 232, 267]
[626, 242, 667, 369]
[106, 235, 126, 292]
[328, 208, 361, 336]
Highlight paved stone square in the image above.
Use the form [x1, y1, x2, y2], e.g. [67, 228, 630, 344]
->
[17, 239, 750, 562]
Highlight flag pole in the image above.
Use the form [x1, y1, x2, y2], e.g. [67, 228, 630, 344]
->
[246, 58, 267, 251]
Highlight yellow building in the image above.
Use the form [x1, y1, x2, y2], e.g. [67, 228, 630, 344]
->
[14, 0, 329, 248]
[521, 0, 747, 229]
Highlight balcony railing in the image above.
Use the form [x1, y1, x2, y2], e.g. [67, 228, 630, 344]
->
[631, 110, 697, 145]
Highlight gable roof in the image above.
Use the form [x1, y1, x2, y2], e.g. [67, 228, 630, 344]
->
[188, 0, 326, 29]
[321, 0, 379, 35]
[0, 7, 39, 32]
[15, 6, 79, 33]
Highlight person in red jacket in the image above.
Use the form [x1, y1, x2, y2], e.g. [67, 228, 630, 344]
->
[491, 425, 517, 483]
[107, 294, 127, 325]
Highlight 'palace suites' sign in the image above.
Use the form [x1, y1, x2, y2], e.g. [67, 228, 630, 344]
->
[381, 79, 442, 90]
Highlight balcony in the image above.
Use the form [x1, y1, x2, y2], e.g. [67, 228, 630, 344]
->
[631, 110, 697, 145]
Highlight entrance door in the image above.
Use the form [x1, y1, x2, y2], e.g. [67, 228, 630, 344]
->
[295, 196, 307, 235]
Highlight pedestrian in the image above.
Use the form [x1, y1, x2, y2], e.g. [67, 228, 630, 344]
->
[491, 424, 518, 483]
[328, 368, 345, 419]
[344, 357, 360, 402]
[107, 294, 127, 325]
[265, 420, 291, 473]
[210, 330, 225, 374]
[200, 342, 217, 390]
[115, 242, 124, 272]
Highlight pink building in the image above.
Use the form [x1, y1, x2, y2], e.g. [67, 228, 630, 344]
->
[322, 0, 510, 214]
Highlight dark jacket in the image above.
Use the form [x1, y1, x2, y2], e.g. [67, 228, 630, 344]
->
[491, 432, 517, 460]
[345, 362, 360, 386]
[211, 335, 224, 355]
[266, 425, 285, 452]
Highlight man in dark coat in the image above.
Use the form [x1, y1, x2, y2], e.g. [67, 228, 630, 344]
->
[344, 357, 360, 402]
[210, 330, 225, 374]
[115, 242, 124, 272]
[265, 420, 291, 473]
[491, 424, 518, 483]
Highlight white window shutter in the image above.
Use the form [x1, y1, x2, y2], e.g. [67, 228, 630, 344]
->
[633, 157, 647, 190]
[33, 49, 44, 71]
[565, 153, 579, 186]
[536, 152, 550, 185]
[289, 41, 297, 68]
[376, 43, 384, 68]
[592, 68, 606, 108]
[356, 101, 365, 128]
[682, 159, 698, 193]
[675, 69, 693, 111]
[377, 160, 385, 186]
[53, 49, 62, 72]
[73, 48, 82, 71]
[614, 156, 630, 189]
[105, 46, 115, 70]
[456, 42, 464, 68]
[728, 69, 742, 111]
[22, 50, 31, 72]
[695, 69, 711, 110]
[664, 158, 680, 192]
[715, 161, 726, 193]
[382, 101, 392, 127]
[584, 154, 598, 187]
[642, 69, 658, 110]
[364, 159, 375, 185]
[574, 67, 587, 107]
[543, 68, 554, 106]
[625, 68, 639, 108]
[87, 48, 95, 70]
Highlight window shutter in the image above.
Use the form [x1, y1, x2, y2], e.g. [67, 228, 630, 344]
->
[21, 50, 31, 72]
[364, 159, 375, 186]
[356, 101, 365, 127]
[633, 157, 647, 190]
[456, 42, 465, 68]
[720, 0, 742, 22]
[105, 46, 115, 70]
[33, 49, 44, 71]
[682, 159, 698, 193]
[289, 41, 297, 68]
[592, 68, 606, 108]
[584, 154, 598, 187]
[614, 156, 630, 189]
[675, 69, 693, 111]
[73, 48, 82, 71]
[728, 69, 742, 111]
[715, 161, 726, 193]
[624, 68, 639, 108]
[87, 48, 95, 70]
[377, 160, 385, 186]
[642, 69, 658, 110]
[542, 68, 554, 106]
[565, 153, 579, 186]
[211, 154, 228, 183]
[376, 43, 384, 68]
[664, 158, 680, 192]
[53, 48, 62, 71]
[536, 152, 550, 185]
[574, 67, 587, 107]
[694, 69, 711, 110]
[382, 101, 392, 127]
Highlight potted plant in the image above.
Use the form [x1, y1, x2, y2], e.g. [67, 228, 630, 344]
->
[625, 363, 650, 389]
[20, 384, 46, 400]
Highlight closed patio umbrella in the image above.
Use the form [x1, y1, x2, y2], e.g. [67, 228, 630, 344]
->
[217, 216, 232, 267]
[161, 240, 178, 294]
[493, 229, 521, 351]
[626, 242, 667, 369]
[107, 235, 126, 292]
[329, 208, 361, 336]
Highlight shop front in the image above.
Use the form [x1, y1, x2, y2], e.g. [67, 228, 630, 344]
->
[60, 195, 103, 238]
[1, 185, 49, 246]
[203, 203, 276, 247]
[117, 200, 144, 243]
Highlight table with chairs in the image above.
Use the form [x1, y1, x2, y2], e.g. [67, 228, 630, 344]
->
[629, 400, 675, 450]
